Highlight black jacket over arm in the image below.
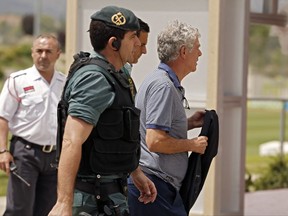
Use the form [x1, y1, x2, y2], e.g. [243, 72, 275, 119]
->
[180, 109, 219, 214]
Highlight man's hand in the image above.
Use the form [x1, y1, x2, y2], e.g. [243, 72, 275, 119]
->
[0, 117, 12, 174]
[48, 201, 72, 216]
[0, 152, 13, 175]
[190, 136, 208, 154]
[188, 110, 205, 130]
[130, 167, 157, 204]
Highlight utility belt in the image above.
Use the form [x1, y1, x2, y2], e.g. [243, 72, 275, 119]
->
[76, 174, 129, 216]
[12, 136, 56, 153]
[75, 176, 127, 200]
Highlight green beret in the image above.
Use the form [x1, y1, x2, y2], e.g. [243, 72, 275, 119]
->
[91, 6, 140, 31]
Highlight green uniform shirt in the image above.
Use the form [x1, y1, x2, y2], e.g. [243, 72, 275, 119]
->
[64, 51, 115, 126]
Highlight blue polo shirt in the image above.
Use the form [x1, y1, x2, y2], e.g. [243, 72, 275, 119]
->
[64, 51, 115, 126]
[135, 62, 188, 190]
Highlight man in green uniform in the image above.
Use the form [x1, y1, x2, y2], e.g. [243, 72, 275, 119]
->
[48, 6, 156, 216]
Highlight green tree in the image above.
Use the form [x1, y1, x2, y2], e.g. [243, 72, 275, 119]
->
[249, 24, 288, 78]
[0, 43, 32, 72]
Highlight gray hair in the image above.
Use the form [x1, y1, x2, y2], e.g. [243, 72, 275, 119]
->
[34, 34, 61, 50]
[157, 20, 200, 63]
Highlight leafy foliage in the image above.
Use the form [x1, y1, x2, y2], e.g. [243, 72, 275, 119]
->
[0, 13, 66, 79]
[246, 156, 288, 192]
[249, 24, 288, 78]
[253, 156, 288, 190]
[0, 43, 32, 71]
[0, 172, 8, 196]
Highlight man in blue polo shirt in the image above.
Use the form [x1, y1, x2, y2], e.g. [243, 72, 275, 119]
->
[128, 20, 208, 216]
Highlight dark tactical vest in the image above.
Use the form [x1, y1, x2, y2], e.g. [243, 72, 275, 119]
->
[57, 52, 140, 175]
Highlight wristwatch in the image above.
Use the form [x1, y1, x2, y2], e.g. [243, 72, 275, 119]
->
[0, 149, 9, 154]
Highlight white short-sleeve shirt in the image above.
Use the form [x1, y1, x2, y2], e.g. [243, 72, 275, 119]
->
[0, 65, 66, 145]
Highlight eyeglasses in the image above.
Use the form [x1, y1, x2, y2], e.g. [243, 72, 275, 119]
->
[179, 87, 190, 110]
[182, 96, 190, 110]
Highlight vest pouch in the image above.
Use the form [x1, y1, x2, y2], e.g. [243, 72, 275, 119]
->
[90, 138, 139, 174]
[90, 108, 140, 174]
[123, 107, 140, 142]
[96, 108, 124, 140]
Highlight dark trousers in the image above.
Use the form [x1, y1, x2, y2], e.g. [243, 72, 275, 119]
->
[4, 137, 57, 216]
[127, 174, 187, 216]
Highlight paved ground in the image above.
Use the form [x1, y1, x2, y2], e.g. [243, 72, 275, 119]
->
[244, 188, 288, 216]
[0, 196, 5, 215]
[0, 189, 288, 215]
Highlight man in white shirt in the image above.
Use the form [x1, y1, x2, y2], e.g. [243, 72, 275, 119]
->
[0, 34, 66, 216]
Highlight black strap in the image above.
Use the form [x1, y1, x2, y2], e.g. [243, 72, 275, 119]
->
[61, 52, 115, 102]
[56, 52, 114, 163]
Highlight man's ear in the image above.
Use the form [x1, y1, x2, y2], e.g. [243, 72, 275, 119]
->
[180, 45, 187, 58]
[56, 49, 61, 59]
[109, 37, 121, 51]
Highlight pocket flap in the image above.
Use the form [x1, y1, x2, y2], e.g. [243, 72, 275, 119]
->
[21, 96, 43, 106]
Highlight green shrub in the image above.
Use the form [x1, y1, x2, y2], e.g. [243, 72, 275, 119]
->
[253, 156, 288, 190]
[0, 172, 8, 196]
[1, 43, 32, 69]
[0, 67, 4, 79]
[245, 169, 254, 192]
